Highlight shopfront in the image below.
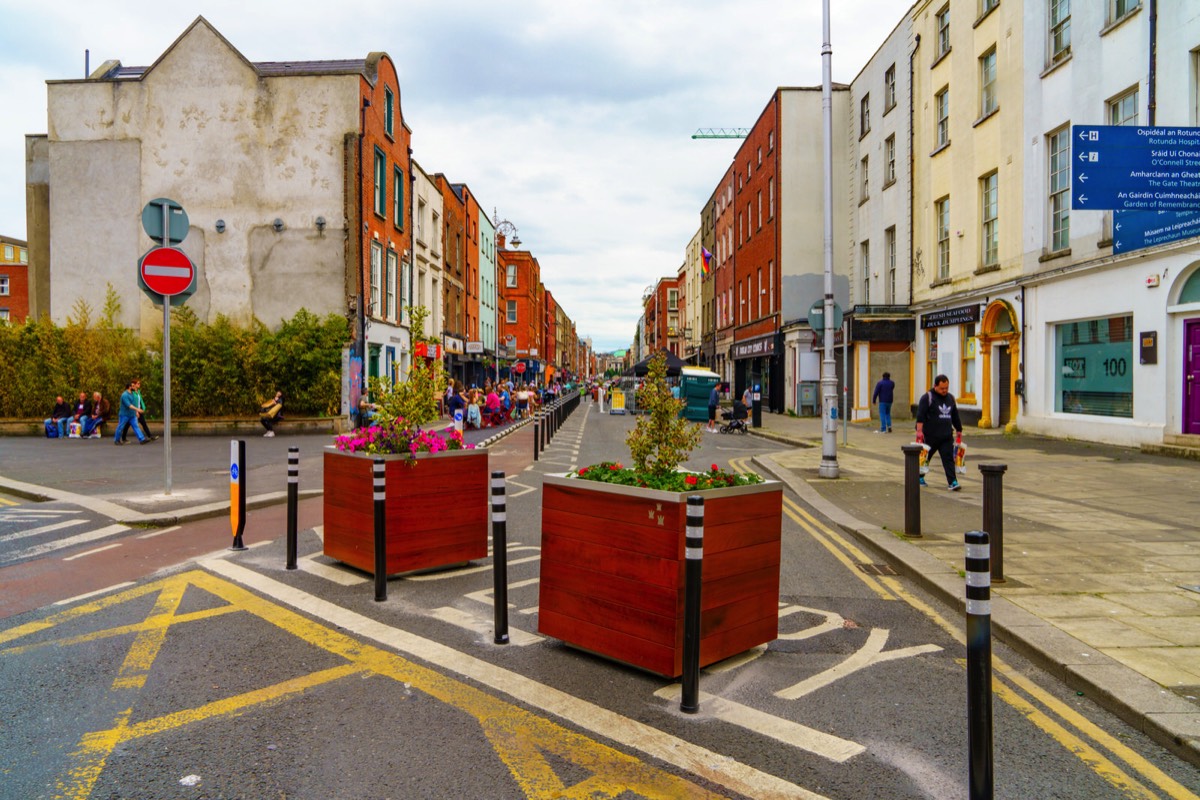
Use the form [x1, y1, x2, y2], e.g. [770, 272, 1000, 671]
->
[732, 333, 783, 414]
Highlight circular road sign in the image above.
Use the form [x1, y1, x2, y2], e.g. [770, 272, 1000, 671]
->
[513, 361, 527, 374]
[139, 246, 195, 296]
[141, 198, 189, 245]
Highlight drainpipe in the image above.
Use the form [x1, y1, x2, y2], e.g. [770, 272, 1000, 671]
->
[908, 33, 919, 308]
[358, 97, 371, 365]
[1148, 0, 1157, 126]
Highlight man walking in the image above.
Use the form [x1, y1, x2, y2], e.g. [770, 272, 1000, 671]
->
[707, 382, 721, 433]
[872, 371, 895, 433]
[114, 383, 148, 445]
[915, 374, 963, 490]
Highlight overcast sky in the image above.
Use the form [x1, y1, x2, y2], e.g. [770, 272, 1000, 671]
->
[0, 1, 903, 351]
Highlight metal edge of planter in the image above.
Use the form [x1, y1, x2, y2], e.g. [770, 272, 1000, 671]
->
[542, 472, 781, 503]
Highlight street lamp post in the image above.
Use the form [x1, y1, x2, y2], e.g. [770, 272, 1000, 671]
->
[819, 0, 840, 479]
[493, 211, 520, 386]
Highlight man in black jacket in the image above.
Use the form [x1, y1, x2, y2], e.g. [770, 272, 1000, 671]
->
[915, 374, 963, 490]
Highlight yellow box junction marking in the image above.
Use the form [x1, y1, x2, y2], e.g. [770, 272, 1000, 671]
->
[776, 489, 1200, 800]
[0, 571, 737, 800]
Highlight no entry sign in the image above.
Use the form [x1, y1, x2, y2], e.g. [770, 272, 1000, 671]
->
[513, 361, 527, 374]
[139, 246, 195, 296]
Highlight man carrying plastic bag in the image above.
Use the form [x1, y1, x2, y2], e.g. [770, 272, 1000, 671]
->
[915, 374, 964, 491]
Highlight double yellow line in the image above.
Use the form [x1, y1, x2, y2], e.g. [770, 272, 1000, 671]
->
[729, 457, 1197, 800]
[0, 497, 18, 507]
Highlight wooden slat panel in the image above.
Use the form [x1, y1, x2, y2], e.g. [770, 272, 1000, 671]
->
[538, 608, 676, 676]
[541, 532, 680, 589]
[701, 591, 781, 638]
[542, 507, 680, 559]
[539, 560, 678, 617]
[703, 541, 782, 582]
[543, 484, 684, 531]
[702, 565, 781, 611]
[538, 584, 677, 647]
[700, 617, 781, 669]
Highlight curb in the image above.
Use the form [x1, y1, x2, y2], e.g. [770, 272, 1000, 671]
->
[752, 450, 1200, 769]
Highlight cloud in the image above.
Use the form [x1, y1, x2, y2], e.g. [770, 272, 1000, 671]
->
[0, 0, 901, 351]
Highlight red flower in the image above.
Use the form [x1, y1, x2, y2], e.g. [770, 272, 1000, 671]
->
[609, 463, 620, 470]
[578, 467, 588, 476]
[685, 475, 698, 486]
[711, 464, 719, 471]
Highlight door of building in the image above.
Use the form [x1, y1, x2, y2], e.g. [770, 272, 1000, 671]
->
[997, 345, 1011, 425]
[1185, 320, 1200, 434]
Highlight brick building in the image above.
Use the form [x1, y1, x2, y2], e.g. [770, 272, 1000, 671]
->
[0, 235, 29, 323]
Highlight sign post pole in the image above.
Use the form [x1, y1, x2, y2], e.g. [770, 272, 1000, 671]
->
[161, 204, 172, 494]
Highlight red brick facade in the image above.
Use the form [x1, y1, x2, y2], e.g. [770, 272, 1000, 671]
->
[0, 236, 29, 323]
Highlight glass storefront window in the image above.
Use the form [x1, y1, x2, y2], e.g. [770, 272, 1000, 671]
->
[961, 323, 976, 401]
[1054, 315, 1133, 417]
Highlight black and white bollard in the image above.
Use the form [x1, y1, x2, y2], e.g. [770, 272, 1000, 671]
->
[965, 530, 993, 800]
[491, 471, 510, 645]
[533, 417, 540, 461]
[979, 464, 1008, 583]
[681, 495, 704, 714]
[373, 458, 387, 602]
[901, 444, 924, 538]
[285, 446, 299, 570]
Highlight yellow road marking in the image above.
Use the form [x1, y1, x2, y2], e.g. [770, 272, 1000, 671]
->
[782, 501, 894, 602]
[784, 494, 1200, 800]
[0, 496, 18, 506]
[11, 571, 749, 800]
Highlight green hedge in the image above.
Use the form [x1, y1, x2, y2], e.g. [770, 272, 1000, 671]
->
[0, 289, 348, 418]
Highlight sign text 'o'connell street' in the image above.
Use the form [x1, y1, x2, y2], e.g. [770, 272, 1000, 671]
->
[1072, 125, 1200, 212]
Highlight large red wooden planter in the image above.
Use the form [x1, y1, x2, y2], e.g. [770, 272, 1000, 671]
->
[323, 447, 488, 575]
[538, 474, 783, 678]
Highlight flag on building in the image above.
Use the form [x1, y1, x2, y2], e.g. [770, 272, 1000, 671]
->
[701, 246, 712, 276]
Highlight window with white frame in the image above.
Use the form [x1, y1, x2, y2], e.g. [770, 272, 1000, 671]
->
[416, 199, 426, 243]
[386, 250, 397, 320]
[668, 288, 678, 310]
[860, 94, 871, 135]
[2, 245, 11, 261]
[1049, 127, 1071, 252]
[506, 264, 517, 287]
[980, 48, 997, 117]
[936, 197, 951, 280]
[860, 156, 870, 200]
[981, 171, 999, 267]
[1050, 0, 1071, 65]
[936, 5, 951, 58]
[885, 226, 896, 303]
[769, 177, 775, 218]
[506, 300, 517, 323]
[0, 275, 8, 296]
[935, 87, 950, 148]
[1108, 86, 1139, 126]
[885, 136, 896, 184]
[370, 243, 383, 316]
[746, 203, 752, 240]
[861, 241, 871, 304]
[1109, 0, 1139, 25]
[768, 260, 774, 314]
[768, 130, 774, 151]
[884, 65, 897, 111]
[18, 249, 26, 264]
[0, 309, 8, 322]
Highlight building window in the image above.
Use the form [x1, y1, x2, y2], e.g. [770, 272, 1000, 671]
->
[980, 48, 997, 117]
[885, 226, 896, 304]
[860, 94, 871, 135]
[0, 309, 8, 322]
[884, 65, 897, 111]
[393, 168, 404, 229]
[936, 5, 951, 58]
[927, 328, 939, 389]
[0, 276, 8, 296]
[1055, 315, 1133, 417]
[757, 268, 764, 317]
[769, 177, 775, 218]
[384, 87, 394, 138]
[747, 203, 752, 240]
[1049, 127, 1071, 252]
[416, 199, 426, 242]
[374, 149, 387, 218]
[860, 156, 870, 200]
[861, 241, 871, 305]
[768, 130, 774, 152]
[1109, 0, 1139, 25]
[668, 289, 679, 310]
[757, 191, 763, 228]
[1108, 86, 1139, 126]
[757, 146, 762, 166]
[980, 0, 998, 16]
[2, 245, 11, 261]
[981, 171, 999, 267]
[506, 300, 517, 323]
[1050, 0, 1071, 65]
[885, 135, 896, 184]
[19, 249, 26, 264]
[370, 243, 383, 316]
[506, 264, 517, 287]
[935, 88, 950, 148]
[768, 260, 774, 314]
[936, 197, 951, 280]
[386, 250, 398, 321]
[961, 323, 977, 402]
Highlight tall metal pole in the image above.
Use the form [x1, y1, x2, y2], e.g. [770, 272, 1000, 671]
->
[161, 205, 173, 494]
[819, 0, 840, 478]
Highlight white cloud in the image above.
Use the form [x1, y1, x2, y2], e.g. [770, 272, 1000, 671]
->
[0, 0, 901, 350]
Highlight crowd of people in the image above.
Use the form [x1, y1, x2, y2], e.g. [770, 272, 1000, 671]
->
[42, 379, 157, 445]
[441, 378, 562, 430]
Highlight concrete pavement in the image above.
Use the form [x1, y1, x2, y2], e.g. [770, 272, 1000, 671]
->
[748, 411, 1200, 765]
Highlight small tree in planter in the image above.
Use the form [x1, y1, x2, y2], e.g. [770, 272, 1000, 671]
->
[324, 305, 487, 575]
[539, 352, 782, 677]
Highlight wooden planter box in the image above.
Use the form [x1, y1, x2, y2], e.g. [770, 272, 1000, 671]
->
[538, 474, 783, 677]
[323, 446, 488, 575]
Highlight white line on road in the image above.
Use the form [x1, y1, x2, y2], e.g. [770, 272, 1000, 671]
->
[136, 526, 181, 539]
[203, 559, 828, 800]
[3, 524, 130, 563]
[0, 508, 83, 517]
[652, 684, 865, 763]
[54, 581, 137, 606]
[429, 606, 542, 645]
[406, 552, 540, 581]
[297, 555, 368, 586]
[63, 543, 123, 561]
[0, 518, 89, 543]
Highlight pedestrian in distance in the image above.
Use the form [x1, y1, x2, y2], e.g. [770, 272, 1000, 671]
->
[707, 382, 721, 432]
[259, 391, 283, 437]
[114, 383, 149, 445]
[915, 374, 963, 490]
[82, 392, 110, 438]
[872, 371, 895, 433]
[121, 379, 158, 442]
[68, 392, 92, 438]
[44, 395, 72, 439]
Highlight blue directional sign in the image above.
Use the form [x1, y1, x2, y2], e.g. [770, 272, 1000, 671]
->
[1113, 209, 1200, 254]
[1072, 125, 1200, 212]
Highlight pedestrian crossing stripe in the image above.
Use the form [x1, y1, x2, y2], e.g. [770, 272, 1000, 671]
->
[0, 571, 756, 800]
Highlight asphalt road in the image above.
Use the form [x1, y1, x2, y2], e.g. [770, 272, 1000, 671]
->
[1, 403, 1198, 799]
